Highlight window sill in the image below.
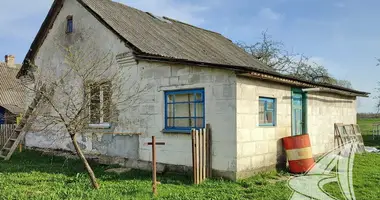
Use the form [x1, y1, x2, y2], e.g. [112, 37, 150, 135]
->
[88, 123, 111, 129]
[162, 129, 192, 134]
[258, 124, 276, 128]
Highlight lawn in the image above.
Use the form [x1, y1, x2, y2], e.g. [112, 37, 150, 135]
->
[0, 150, 292, 200]
[358, 117, 380, 148]
[0, 118, 378, 199]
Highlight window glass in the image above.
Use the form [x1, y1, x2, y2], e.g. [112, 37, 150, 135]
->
[66, 16, 73, 33]
[89, 81, 111, 124]
[164, 89, 205, 131]
[259, 97, 276, 126]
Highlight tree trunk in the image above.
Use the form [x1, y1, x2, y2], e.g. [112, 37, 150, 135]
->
[70, 133, 100, 189]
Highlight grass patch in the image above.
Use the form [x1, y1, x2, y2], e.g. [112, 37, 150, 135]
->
[323, 153, 380, 200]
[0, 150, 292, 200]
[358, 118, 380, 148]
[1, 150, 379, 199]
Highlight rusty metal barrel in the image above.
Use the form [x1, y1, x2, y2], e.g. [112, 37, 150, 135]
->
[282, 134, 315, 173]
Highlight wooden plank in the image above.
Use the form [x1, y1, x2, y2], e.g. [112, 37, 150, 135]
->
[152, 136, 157, 195]
[199, 129, 203, 183]
[205, 126, 209, 178]
[207, 124, 212, 178]
[334, 123, 343, 147]
[195, 130, 200, 184]
[202, 128, 206, 181]
[191, 129, 196, 184]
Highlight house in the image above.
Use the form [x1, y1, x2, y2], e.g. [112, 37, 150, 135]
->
[17, 0, 369, 180]
[0, 55, 24, 124]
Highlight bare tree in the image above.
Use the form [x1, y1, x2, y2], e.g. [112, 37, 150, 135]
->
[376, 58, 380, 112]
[238, 31, 352, 87]
[237, 31, 295, 73]
[20, 33, 149, 189]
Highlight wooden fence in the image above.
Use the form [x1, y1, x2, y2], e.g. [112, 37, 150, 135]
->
[191, 124, 212, 184]
[0, 124, 16, 148]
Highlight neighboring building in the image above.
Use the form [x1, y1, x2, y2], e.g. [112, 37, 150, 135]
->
[0, 55, 24, 124]
[17, 0, 368, 180]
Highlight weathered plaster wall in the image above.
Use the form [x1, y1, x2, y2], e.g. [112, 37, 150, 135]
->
[307, 92, 357, 155]
[235, 76, 357, 179]
[117, 60, 238, 177]
[25, 0, 139, 159]
[24, 0, 238, 178]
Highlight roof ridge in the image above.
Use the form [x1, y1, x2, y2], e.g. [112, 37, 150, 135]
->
[162, 16, 222, 35]
[107, 0, 222, 36]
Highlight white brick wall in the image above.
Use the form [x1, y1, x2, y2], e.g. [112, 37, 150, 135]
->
[236, 77, 291, 173]
[121, 61, 238, 172]
[236, 77, 357, 176]
[307, 92, 356, 155]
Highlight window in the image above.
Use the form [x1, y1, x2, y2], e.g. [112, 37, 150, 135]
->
[66, 15, 73, 33]
[88, 82, 111, 124]
[164, 89, 205, 132]
[259, 97, 276, 126]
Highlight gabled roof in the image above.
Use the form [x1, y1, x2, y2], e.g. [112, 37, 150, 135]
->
[17, 0, 272, 77]
[17, 0, 369, 97]
[0, 63, 25, 114]
[82, 0, 271, 70]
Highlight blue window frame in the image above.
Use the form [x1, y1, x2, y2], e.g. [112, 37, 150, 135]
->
[66, 16, 73, 33]
[164, 89, 205, 133]
[259, 97, 276, 126]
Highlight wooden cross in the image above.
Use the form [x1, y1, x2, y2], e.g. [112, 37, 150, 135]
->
[145, 136, 165, 195]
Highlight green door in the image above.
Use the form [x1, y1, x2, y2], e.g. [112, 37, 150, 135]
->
[292, 89, 307, 136]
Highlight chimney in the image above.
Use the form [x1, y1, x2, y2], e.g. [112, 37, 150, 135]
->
[5, 55, 15, 68]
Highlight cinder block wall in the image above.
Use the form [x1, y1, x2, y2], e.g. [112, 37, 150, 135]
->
[120, 60, 238, 179]
[235, 77, 357, 179]
[236, 77, 292, 179]
[307, 92, 357, 155]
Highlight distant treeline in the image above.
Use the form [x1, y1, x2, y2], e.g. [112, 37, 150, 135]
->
[357, 113, 380, 119]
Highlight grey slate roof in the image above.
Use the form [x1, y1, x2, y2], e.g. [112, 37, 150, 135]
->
[0, 63, 25, 114]
[80, 0, 272, 71]
[17, 0, 369, 96]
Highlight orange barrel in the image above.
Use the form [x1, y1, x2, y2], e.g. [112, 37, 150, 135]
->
[282, 134, 315, 173]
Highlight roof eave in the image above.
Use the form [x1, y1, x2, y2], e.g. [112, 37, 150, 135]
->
[239, 72, 369, 97]
[134, 53, 369, 97]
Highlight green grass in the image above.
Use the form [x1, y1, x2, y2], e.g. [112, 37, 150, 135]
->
[358, 117, 380, 148]
[1, 150, 380, 199]
[323, 154, 380, 200]
[0, 118, 378, 199]
[0, 150, 292, 200]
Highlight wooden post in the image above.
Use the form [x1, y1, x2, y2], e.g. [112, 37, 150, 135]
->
[196, 130, 200, 184]
[152, 136, 157, 195]
[191, 129, 197, 184]
[146, 137, 166, 195]
[202, 128, 206, 180]
[199, 129, 203, 182]
[207, 124, 212, 178]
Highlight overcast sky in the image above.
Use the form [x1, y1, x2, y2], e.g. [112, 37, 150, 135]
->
[0, 0, 378, 112]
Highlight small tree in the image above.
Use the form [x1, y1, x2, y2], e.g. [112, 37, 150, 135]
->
[21, 33, 149, 189]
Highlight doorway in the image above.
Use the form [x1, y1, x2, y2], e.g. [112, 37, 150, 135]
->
[291, 88, 307, 136]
